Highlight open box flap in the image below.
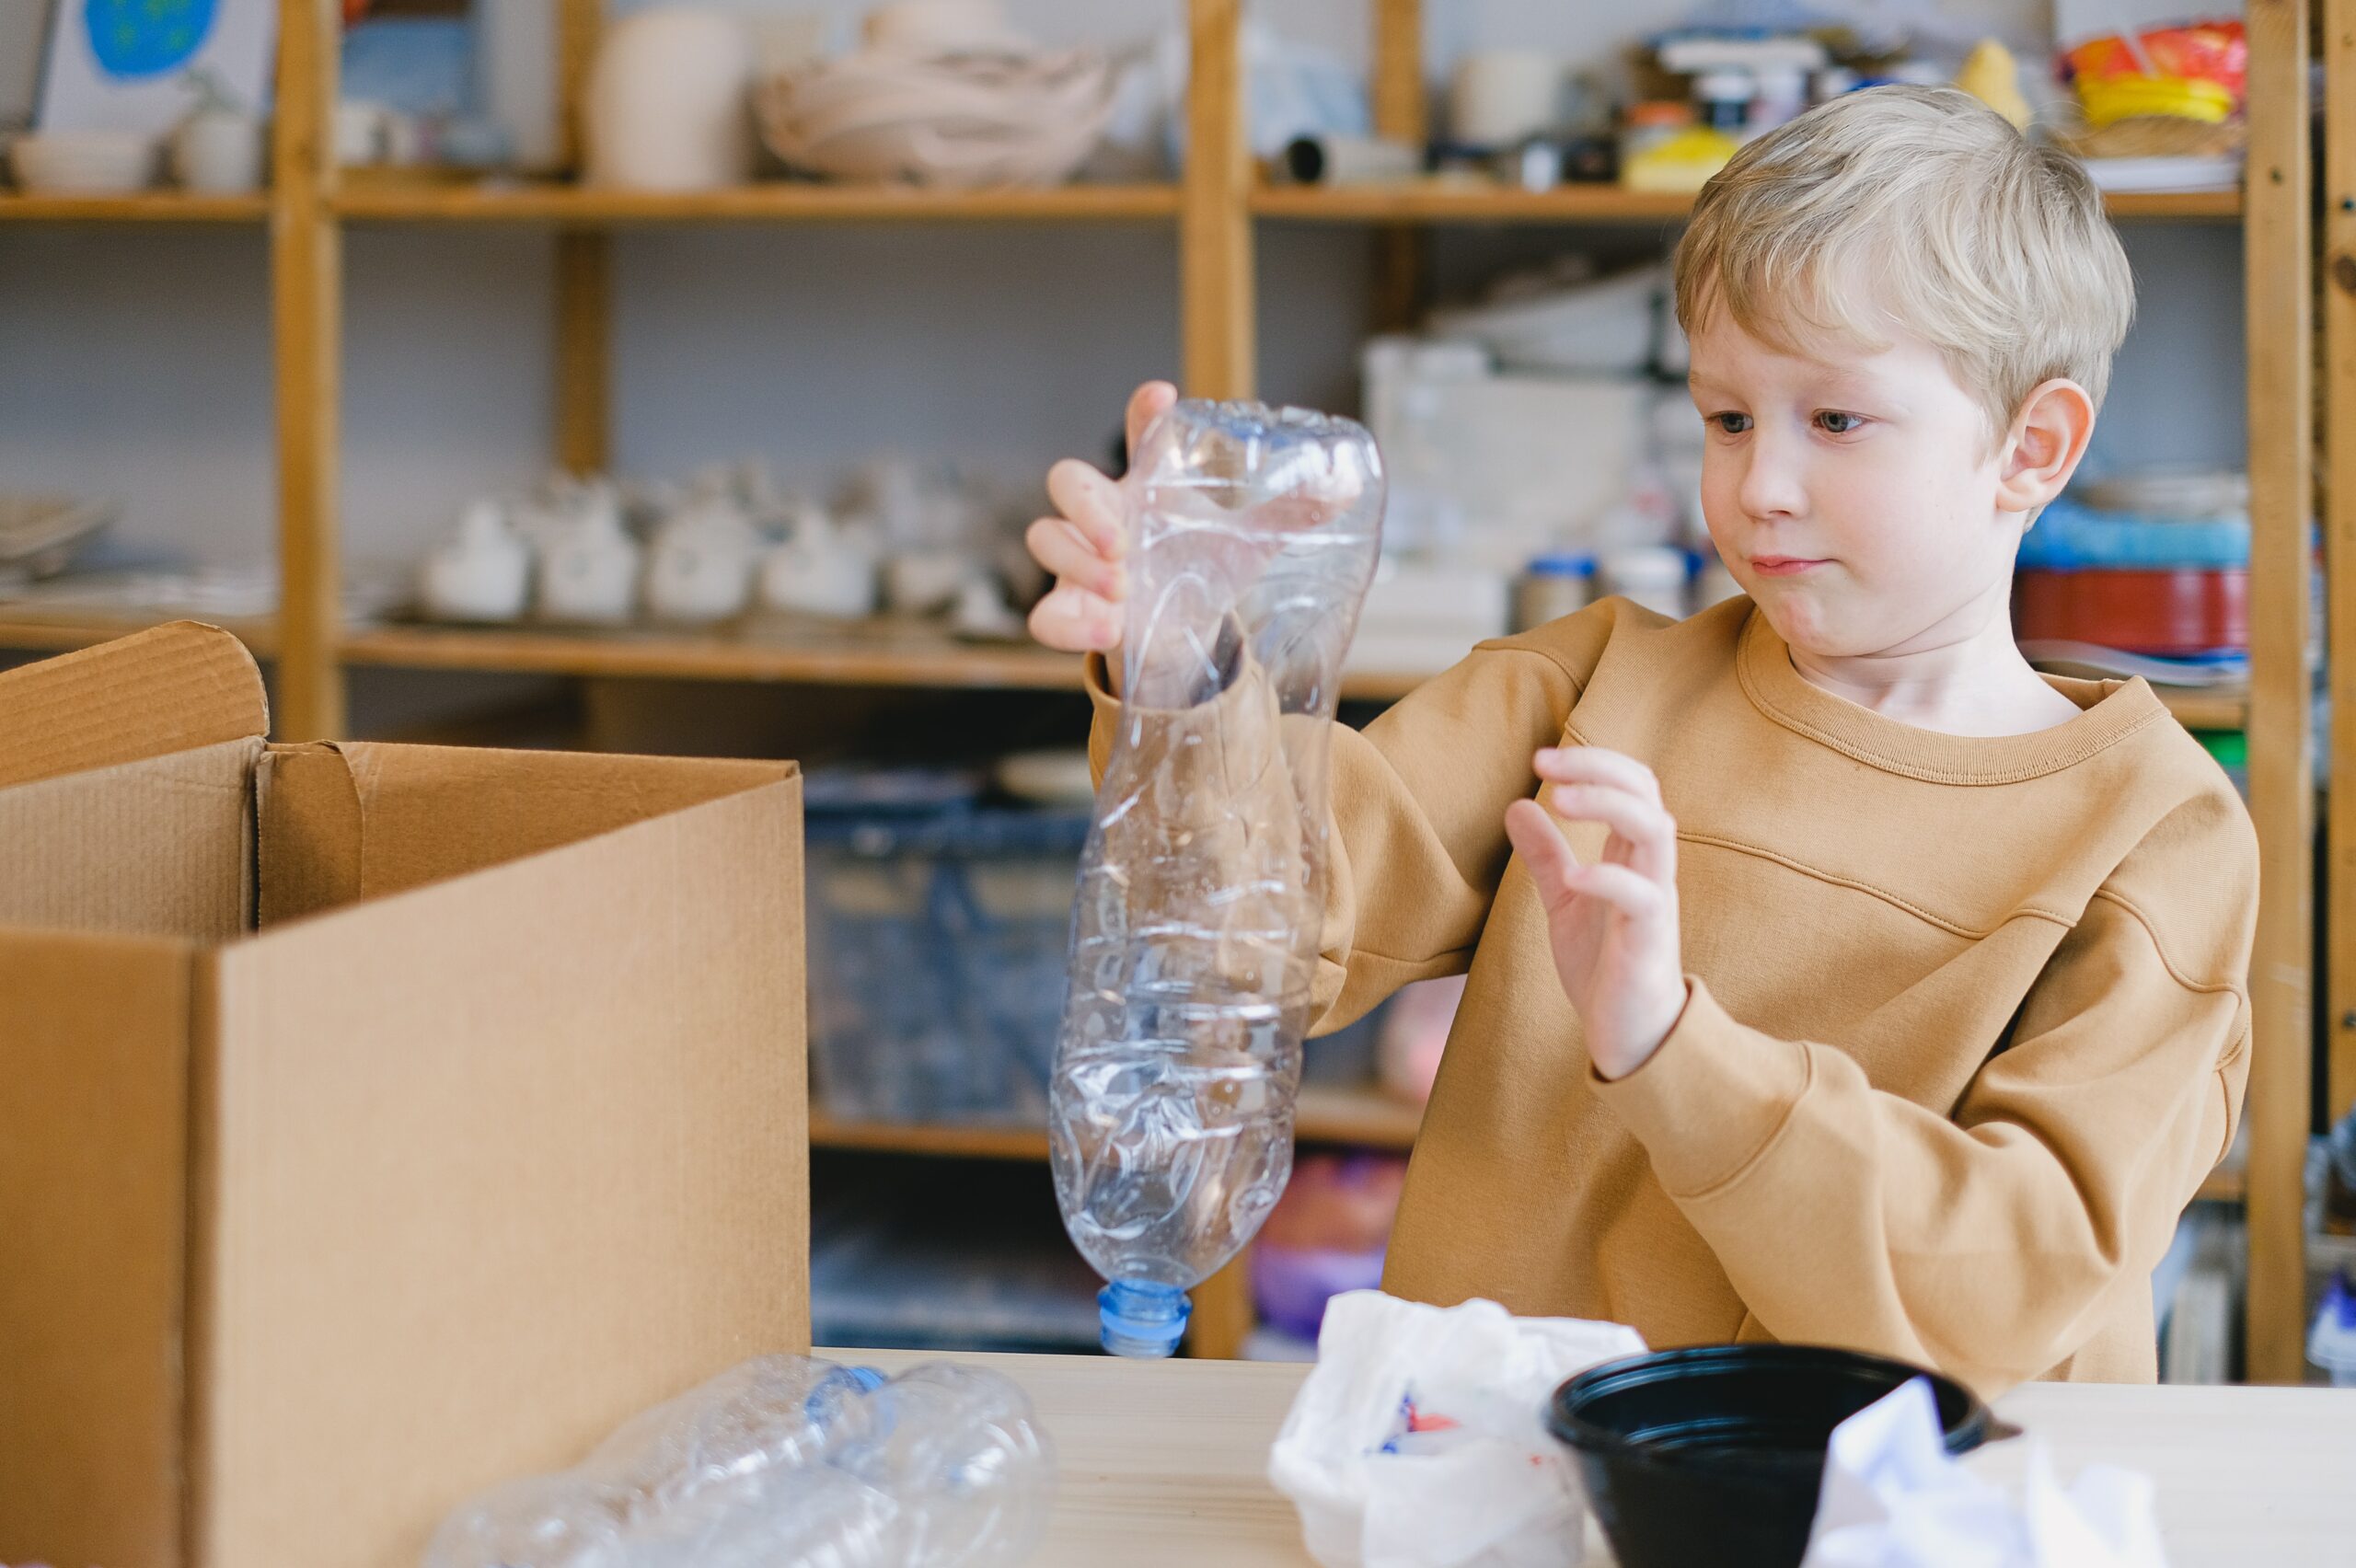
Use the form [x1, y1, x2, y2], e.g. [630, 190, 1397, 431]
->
[0, 623, 268, 790]
[0, 735, 260, 941]
[258, 742, 796, 923]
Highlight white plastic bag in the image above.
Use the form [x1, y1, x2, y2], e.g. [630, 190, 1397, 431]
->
[1267, 1291, 1646, 1568]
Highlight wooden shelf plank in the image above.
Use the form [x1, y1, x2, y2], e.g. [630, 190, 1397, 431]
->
[331, 621, 2253, 723]
[1252, 179, 2241, 225]
[337, 620, 1445, 699]
[2158, 687, 2252, 731]
[340, 621, 1090, 689]
[811, 1084, 1425, 1163]
[0, 611, 2249, 727]
[2196, 1164, 2246, 1204]
[0, 615, 278, 656]
[334, 180, 1184, 225]
[0, 191, 272, 223]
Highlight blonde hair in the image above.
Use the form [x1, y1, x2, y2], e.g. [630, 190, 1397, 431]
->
[1674, 86, 2134, 438]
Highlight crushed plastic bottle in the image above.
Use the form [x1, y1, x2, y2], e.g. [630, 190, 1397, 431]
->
[422, 1355, 1053, 1568]
[1051, 398, 1386, 1357]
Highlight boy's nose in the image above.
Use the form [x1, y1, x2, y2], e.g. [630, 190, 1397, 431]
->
[1737, 445, 1807, 522]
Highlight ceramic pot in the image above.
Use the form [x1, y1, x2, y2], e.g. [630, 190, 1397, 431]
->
[422, 501, 531, 623]
[757, 506, 878, 619]
[537, 491, 642, 626]
[646, 496, 758, 624]
[1449, 50, 1563, 147]
[585, 7, 754, 191]
[172, 110, 264, 193]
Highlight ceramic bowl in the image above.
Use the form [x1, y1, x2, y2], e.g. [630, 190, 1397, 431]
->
[11, 132, 158, 195]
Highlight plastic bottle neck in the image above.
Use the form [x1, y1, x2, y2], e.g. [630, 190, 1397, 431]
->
[1099, 1280, 1191, 1358]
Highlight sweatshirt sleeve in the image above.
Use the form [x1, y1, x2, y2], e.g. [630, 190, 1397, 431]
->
[1590, 792, 2257, 1397]
[1085, 621, 1596, 1032]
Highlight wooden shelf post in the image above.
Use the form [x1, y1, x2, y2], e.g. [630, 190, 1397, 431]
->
[2242, 0, 2316, 1386]
[1368, 0, 1429, 333]
[553, 0, 611, 477]
[2325, 0, 2356, 1145]
[271, 0, 345, 739]
[1181, 0, 1253, 401]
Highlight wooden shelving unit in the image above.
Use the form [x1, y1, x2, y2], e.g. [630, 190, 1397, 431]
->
[0, 191, 272, 222]
[0, 613, 2252, 728]
[334, 179, 1183, 225]
[1253, 179, 2242, 225]
[0, 0, 2312, 1366]
[813, 1083, 1426, 1164]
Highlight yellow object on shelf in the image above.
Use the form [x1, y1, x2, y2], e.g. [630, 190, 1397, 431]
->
[2078, 75, 2235, 129]
[1621, 126, 1738, 193]
[1955, 40, 2032, 131]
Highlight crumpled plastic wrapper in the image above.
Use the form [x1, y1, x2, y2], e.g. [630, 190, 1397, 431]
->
[1804, 1377, 2169, 1568]
[1268, 1290, 1646, 1568]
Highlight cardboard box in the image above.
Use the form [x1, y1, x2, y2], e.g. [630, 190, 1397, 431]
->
[0, 624, 811, 1568]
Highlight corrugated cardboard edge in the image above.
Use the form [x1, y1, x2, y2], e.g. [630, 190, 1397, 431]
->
[0, 928, 198, 1568]
[256, 743, 796, 920]
[253, 746, 363, 927]
[0, 736, 261, 942]
[0, 624, 268, 790]
[191, 768, 809, 1568]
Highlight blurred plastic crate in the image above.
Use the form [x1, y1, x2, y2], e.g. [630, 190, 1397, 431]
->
[806, 802, 1090, 1125]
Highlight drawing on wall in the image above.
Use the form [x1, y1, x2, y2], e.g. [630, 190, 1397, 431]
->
[36, 0, 275, 135]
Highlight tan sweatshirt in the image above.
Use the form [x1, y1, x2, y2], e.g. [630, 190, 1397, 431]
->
[1085, 595, 2257, 1395]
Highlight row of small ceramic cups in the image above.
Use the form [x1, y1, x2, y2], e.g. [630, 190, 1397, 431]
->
[419, 485, 1026, 634]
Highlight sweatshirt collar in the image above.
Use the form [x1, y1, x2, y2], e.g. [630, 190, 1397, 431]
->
[1734, 606, 2169, 785]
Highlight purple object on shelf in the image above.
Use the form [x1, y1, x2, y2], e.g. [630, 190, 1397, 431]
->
[1251, 1243, 1387, 1340]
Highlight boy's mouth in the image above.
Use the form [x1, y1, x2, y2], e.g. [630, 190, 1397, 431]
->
[1750, 556, 1831, 577]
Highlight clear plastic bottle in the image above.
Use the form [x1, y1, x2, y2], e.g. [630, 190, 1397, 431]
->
[423, 1355, 1053, 1568]
[1051, 399, 1386, 1356]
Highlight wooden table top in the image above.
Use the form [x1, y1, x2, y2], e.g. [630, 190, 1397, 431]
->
[847, 1348, 2356, 1567]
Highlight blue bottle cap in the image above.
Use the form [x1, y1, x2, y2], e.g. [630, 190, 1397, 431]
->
[1099, 1280, 1191, 1358]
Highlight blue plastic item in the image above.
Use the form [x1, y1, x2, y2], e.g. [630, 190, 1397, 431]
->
[2016, 495, 2250, 571]
[805, 802, 1090, 1124]
[1527, 552, 1599, 578]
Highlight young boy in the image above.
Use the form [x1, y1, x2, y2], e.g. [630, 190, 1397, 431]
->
[1024, 86, 2257, 1396]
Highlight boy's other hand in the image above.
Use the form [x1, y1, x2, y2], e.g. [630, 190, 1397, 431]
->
[1025, 380, 1178, 658]
[1505, 746, 1690, 1080]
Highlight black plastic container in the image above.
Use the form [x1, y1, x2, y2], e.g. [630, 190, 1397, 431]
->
[1545, 1344, 1996, 1568]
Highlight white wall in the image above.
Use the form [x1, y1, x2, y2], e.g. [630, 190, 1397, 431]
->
[0, 1, 2246, 588]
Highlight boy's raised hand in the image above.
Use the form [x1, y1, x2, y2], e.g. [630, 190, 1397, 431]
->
[1025, 380, 1178, 655]
[1504, 747, 1691, 1080]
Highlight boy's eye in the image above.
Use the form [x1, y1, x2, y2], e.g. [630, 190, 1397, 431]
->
[1814, 410, 1868, 434]
[1706, 412, 1752, 435]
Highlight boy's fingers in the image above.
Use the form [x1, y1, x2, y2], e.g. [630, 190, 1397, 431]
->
[1542, 784, 1677, 883]
[1026, 516, 1123, 600]
[1028, 584, 1122, 652]
[1561, 861, 1670, 921]
[1046, 459, 1127, 559]
[1534, 745, 1664, 804]
[1126, 380, 1179, 460]
[1505, 799, 1582, 913]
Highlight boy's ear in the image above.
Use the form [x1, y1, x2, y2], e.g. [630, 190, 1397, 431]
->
[1995, 378, 2096, 513]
